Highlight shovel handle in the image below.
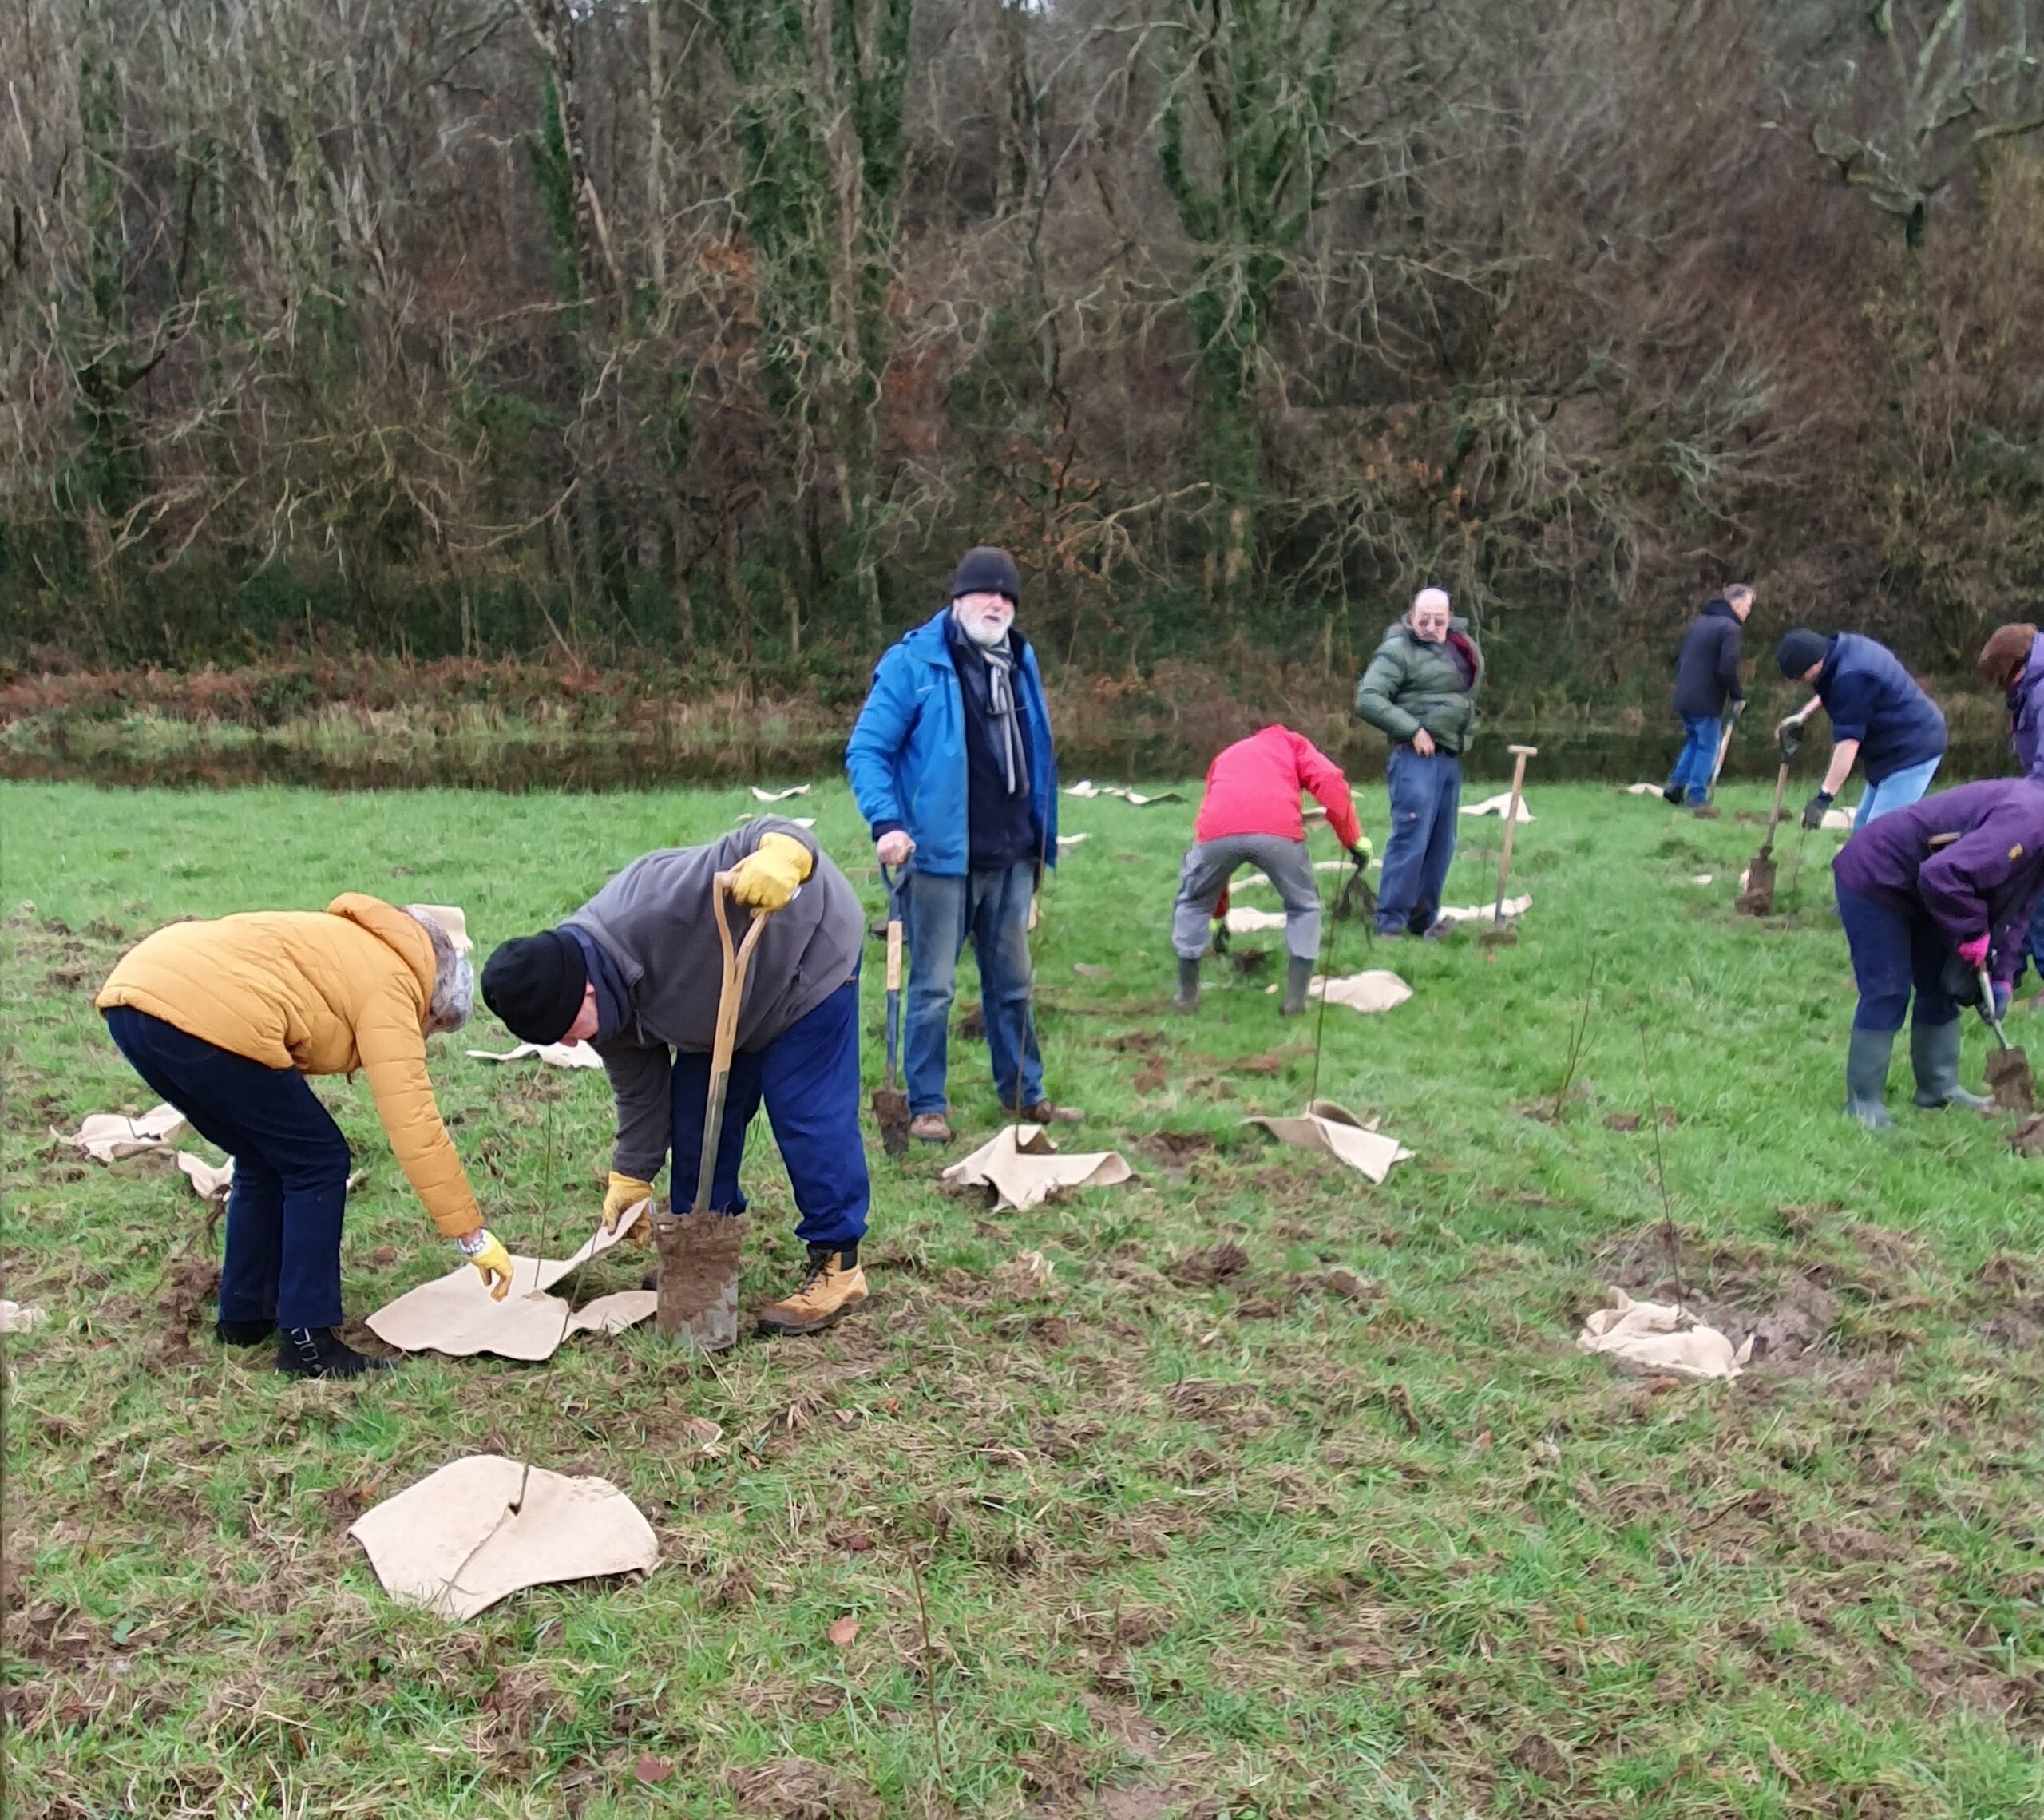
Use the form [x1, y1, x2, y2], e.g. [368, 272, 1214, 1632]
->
[1979, 966, 2012, 1049]
[692, 875, 774, 1218]
[880, 863, 904, 994]
[1763, 760, 1790, 844]
[1494, 747, 1535, 917]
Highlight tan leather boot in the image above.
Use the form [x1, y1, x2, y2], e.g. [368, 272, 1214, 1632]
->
[758, 1252, 869, 1337]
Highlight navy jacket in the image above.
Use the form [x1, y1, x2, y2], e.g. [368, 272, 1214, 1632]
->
[1832, 779, 2044, 989]
[1671, 599, 1745, 719]
[1814, 633, 1947, 783]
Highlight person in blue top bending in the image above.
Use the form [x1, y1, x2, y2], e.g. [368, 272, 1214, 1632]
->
[845, 546, 1082, 1146]
[1775, 629, 1948, 830]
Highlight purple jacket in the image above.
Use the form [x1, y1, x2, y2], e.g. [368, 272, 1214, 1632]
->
[2009, 630, 2044, 781]
[1832, 779, 2044, 988]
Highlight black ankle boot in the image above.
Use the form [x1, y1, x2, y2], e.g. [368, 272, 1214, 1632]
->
[277, 1326, 392, 1379]
[216, 1318, 276, 1346]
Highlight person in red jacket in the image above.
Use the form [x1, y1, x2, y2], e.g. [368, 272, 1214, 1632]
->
[1170, 726, 1372, 1014]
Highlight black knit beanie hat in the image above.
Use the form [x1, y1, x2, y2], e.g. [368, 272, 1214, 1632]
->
[950, 545, 1021, 605]
[1776, 629, 1829, 679]
[481, 930, 588, 1045]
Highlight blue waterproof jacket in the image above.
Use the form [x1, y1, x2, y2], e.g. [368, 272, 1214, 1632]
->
[845, 608, 1059, 877]
[1815, 632, 1947, 784]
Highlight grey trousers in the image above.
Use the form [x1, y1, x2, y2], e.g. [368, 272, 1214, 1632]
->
[1171, 832, 1321, 961]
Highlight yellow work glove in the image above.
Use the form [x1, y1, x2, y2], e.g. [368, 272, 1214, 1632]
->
[728, 831, 812, 911]
[1349, 836, 1373, 868]
[456, 1227, 514, 1301]
[603, 1171, 656, 1242]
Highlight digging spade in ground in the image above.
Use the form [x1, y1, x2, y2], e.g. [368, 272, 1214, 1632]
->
[653, 873, 774, 1353]
[1477, 744, 1537, 947]
[1737, 724, 1799, 916]
[869, 863, 911, 1156]
[1979, 966, 2036, 1114]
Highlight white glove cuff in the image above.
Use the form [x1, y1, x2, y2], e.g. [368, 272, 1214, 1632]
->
[456, 1229, 491, 1257]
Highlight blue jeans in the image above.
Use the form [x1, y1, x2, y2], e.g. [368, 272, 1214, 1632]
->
[668, 976, 869, 1250]
[1666, 714, 1722, 805]
[102, 1006, 351, 1329]
[1834, 885, 1958, 1033]
[1376, 745, 1463, 935]
[903, 862, 1044, 1116]
[1855, 755, 1942, 827]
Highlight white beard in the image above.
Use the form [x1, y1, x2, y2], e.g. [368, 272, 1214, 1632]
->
[956, 606, 1013, 648]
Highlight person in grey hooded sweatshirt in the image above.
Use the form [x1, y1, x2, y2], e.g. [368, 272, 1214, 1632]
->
[481, 819, 870, 1338]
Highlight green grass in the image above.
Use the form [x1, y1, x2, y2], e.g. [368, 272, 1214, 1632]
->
[4, 777, 2042, 1818]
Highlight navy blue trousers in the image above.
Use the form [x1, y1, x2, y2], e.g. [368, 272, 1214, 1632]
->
[1377, 745, 1463, 935]
[103, 1007, 351, 1329]
[669, 976, 869, 1250]
[1834, 885, 1959, 1034]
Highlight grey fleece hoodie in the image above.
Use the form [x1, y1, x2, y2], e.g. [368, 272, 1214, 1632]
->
[564, 819, 862, 1181]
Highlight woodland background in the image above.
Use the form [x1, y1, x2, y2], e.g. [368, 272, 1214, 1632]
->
[7, 0, 2044, 708]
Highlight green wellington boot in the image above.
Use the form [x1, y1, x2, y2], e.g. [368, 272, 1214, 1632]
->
[1911, 1017, 1992, 1110]
[1845, 1025, 1897, 1129]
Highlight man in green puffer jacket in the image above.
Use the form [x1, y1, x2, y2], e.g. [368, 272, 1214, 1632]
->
[1354, 588, 1484, 936]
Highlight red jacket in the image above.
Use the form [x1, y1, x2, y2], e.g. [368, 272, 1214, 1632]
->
[1194, 726, 1362, 849]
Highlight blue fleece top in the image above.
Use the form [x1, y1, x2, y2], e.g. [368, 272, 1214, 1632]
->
[1814, 632, 1947, 784]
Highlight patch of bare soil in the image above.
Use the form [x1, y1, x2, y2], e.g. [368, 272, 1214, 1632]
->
[1136, 1130, 1216, 1167]
[957, 1002, 984, 1041]
[151, 1253, 221, 1368]
[1180, 1243, 1250, 1287]
[724, 1758, 881, 1819]
[1602, 1230, 1841, 1370]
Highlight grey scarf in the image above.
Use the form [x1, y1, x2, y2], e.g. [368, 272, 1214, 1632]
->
[980, 640, 1028, 797]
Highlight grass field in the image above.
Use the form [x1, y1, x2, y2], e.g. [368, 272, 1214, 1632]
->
[4, 776, 2042, 1819]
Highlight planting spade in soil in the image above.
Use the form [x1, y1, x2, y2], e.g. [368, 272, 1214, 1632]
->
[653, 874, 773, 1353]
[869, 864, 911, 1156]
[1979, 966, 2036, 1115]
[1693, 702, 1743, 819]
[1477, 745, 1537, 947]
[1737, 722, 1799, 916]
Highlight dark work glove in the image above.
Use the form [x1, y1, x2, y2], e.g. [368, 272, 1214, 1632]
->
[1800, 791, 1833, 831]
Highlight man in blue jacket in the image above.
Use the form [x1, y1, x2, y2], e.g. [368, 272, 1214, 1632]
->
[1776, 629, 1948, 829]
[1662, 585, 1750, 808]
[846, 547, 1078, 1144]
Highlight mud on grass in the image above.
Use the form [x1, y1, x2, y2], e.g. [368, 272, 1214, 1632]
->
[6, 780, 2044, 1817]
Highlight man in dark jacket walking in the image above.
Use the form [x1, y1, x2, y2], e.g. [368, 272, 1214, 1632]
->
[1663, 585, 1751, 807]
[1354, 587, 1483, 938]
[845, 546, 1077, 1144]
[1830, 779, 2044, 1125]
[480, 819, 871, 1336]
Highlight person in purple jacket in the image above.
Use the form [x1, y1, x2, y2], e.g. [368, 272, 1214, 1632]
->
[1980, 621, 2044, 989]
[1777, 629, 1948, 828]
[1829, 779, 2044, 1126]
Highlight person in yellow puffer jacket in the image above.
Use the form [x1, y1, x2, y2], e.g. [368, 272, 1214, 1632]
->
[96, 894, 513, 1378]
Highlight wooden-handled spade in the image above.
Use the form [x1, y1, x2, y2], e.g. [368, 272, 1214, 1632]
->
[869, 863, 911, 1155]
[1479, 744, 1537, 947]
[654, 873, 774, 1353]
[1737, 720, 1800, 917]
[1979, 964, 2036, 1115]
